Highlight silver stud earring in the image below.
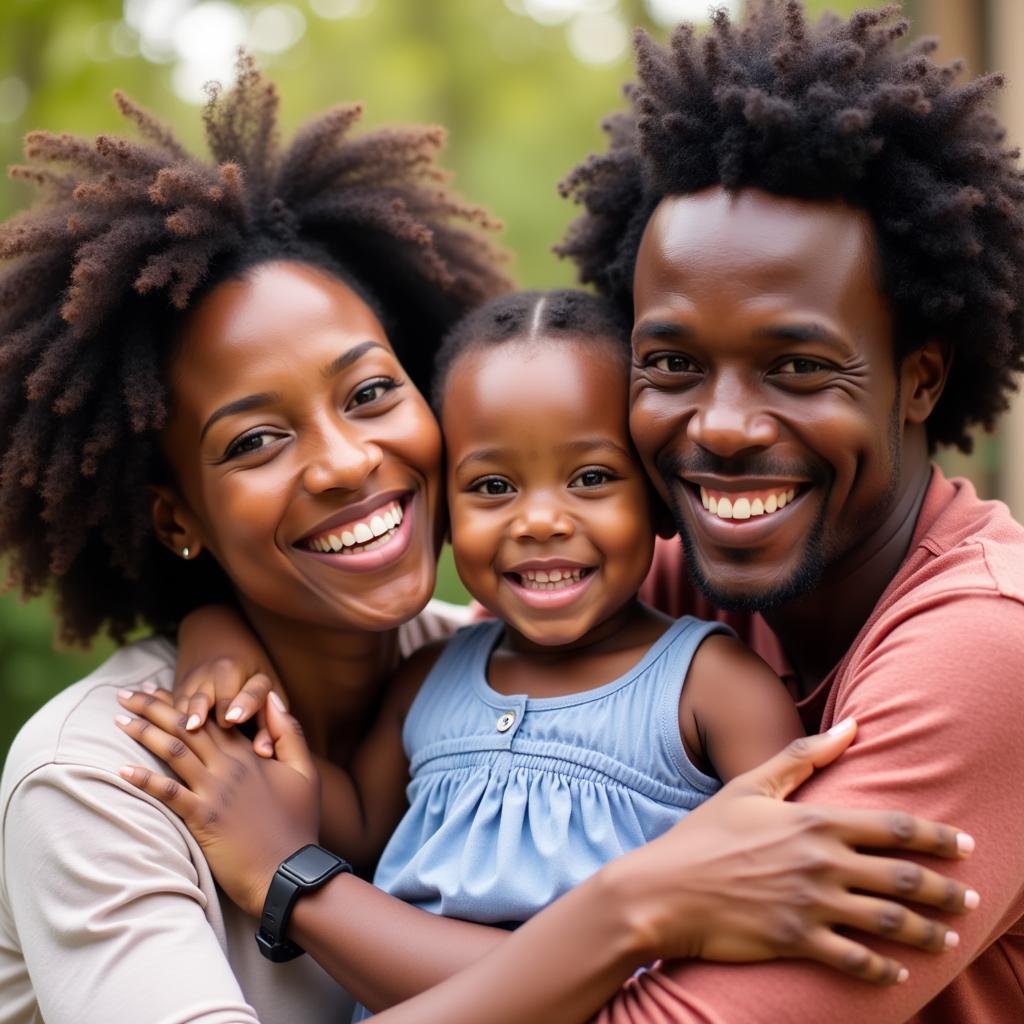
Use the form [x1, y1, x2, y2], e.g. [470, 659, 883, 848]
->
[181, 546, 191, 560]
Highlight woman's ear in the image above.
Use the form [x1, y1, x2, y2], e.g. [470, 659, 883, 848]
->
[901, 339, 951, 426]
[149, 485, 203, 561]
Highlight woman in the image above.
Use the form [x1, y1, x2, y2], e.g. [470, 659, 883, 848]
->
[0, 59, 972, 1024]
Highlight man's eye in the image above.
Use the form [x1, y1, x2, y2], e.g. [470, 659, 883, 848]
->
[347, 378, 397, 409]
[225, 431, 279, 459]
[474, 478, 513, 496]
[569, 469, 611, 488]
[652, 354, 699, 373]
[775, 358, 828, 374]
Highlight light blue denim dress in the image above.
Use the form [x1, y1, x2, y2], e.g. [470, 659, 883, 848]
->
[350, 615, 728, 1021]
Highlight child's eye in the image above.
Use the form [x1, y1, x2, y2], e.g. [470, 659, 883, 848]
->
[347, 377, 399, 410]
[224, 430, 283, 460]
[569, 468, 613, 489]
[472, 477, 515, 496]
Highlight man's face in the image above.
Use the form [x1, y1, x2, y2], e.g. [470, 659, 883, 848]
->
[630, 187, 912, 612]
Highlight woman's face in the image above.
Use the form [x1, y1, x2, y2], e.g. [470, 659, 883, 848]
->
[156, 260, 443, 634]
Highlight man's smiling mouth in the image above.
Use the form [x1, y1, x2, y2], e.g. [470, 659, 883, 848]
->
[698, 485, 800, 520]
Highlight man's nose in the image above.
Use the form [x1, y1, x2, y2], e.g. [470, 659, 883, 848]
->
[685, 375, 778, 457]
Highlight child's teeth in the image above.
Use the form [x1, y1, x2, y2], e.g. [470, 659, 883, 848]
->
[519, 567, 586, 590]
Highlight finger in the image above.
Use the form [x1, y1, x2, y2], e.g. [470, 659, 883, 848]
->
[117, 764, 206, 824]
[821, 809, 974, 861]
[742, 718, 858, 801]
[222, 672, 273, 727]
[116, 690, 222, 762]
[251, 727, 275, 758]
[264, 692, 316, 781]
[185, 690, 214, 731]
[844, 851, 980, 912]
[831, 892, 960, 954]
[114, 713, 210, 788]
[799, 927, 908, 986]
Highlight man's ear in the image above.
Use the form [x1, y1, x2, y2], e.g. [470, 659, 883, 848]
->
[901, 339, 951, 426]
[149, 484, 203, 561]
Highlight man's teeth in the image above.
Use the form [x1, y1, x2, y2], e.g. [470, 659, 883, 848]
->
[308, 501, 404, 553]
[517, 567, 586, 590]
[700, 487, 797, 521]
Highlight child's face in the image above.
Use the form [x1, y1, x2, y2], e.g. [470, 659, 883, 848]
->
[443, 336, 656, 648]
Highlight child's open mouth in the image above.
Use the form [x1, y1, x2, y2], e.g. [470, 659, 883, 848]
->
[504, 566, 596, 591]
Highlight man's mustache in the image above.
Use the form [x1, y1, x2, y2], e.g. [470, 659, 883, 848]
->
[655, 448, 828, 485]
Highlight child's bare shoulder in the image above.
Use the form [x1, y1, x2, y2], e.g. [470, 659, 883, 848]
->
[388, 636, 452, 716]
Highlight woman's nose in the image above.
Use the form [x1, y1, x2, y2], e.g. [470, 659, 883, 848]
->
[510, 497, 574, 542]
[301, 423, 383, 495]
[685, 377, 778, 458]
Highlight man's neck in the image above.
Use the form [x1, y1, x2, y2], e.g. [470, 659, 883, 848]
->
[237, 600, 402, 761]
[764, 456, 933, 697]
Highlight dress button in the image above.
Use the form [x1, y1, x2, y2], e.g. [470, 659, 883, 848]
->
[496, 711, 516, 733]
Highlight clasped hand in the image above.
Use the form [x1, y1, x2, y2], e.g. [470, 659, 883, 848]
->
[115, 688, 319, 919]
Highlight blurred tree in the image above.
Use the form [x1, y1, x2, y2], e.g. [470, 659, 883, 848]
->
[0, 0, 878, 759]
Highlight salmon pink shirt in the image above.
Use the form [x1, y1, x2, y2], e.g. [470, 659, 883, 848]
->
[621, 466, 1024, 1024]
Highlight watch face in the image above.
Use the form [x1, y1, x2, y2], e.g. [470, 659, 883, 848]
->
[286, 845, 341, 885]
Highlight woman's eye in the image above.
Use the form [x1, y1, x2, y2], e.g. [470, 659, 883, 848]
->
[225, 431, 280, 459]
[347, 378, 397, 409]
[474, 478, 514, 496]
[569, 469, 611, 489]
[775, 358, 828, 375]
[652, 354, 699, 373]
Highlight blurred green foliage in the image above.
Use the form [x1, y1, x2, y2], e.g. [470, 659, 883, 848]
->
[0, 0, 873, 761]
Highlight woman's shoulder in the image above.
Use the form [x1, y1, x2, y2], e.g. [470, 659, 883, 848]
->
[2, 637, 178, 797]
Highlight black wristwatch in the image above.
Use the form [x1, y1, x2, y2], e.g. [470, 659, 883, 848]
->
[256, 844, 352, 962]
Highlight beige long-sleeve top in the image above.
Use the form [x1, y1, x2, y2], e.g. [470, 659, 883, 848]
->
[0, 602, 466, 1024]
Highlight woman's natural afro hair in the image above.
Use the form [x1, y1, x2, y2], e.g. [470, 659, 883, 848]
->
[558, 1, 1024, 452]
[0, 53, 510, 644]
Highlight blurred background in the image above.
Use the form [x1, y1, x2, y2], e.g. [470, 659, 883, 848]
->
[1, 0, 1021, 760]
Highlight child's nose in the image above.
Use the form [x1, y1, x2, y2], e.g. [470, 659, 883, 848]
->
[510, 499, 574, 542]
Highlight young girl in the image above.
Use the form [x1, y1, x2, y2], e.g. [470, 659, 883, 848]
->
[122, 289, 806, 1013]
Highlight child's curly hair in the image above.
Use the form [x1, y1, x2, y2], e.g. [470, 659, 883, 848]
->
[558, 1, 1024, 452]
[0, 53, 510, 644]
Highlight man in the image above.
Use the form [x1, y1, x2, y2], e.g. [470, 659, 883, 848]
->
[555, 2, 1024, 1020]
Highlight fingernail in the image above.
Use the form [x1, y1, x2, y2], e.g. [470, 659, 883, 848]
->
[186, 714, 201, 731]
[896, 967, 909, 984]
[827, 717, 855, 736]
[944, 930, 960, 949]
[964, 889, 980, 909]
[956, 832, 975, 855]
[140, 680, 158, 694]
[118, 690, 135, 701]
[118, 766, 134, 779]
[269, 691, 286, 713]
[114, 715, 133, 727]
[225, 706, 243, 722]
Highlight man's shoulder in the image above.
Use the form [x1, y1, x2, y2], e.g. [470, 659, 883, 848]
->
[1, 637, 177, 803]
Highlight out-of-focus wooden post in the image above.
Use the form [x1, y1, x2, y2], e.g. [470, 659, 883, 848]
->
[988, 0, 1024, 518]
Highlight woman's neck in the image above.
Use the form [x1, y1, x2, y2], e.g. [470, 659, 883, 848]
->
[238, 599, 402, 761]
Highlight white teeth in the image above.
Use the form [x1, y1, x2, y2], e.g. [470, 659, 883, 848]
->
[341, 530, 356, 547]
[306, 500, 404, 554]
[549, 569, 563, 582]
[535, 570, 550, 583]
[328, 534, 343, 552]
[701, 489, 799, 520]
[353, 522, 373, 543]
[370, 515, 387, 537]
[383, 510, 395, 530]
[519, 567, 585, 589]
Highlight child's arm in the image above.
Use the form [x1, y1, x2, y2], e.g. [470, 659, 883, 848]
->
[316, 641, 445, 870]
[680, 632, 805, 782]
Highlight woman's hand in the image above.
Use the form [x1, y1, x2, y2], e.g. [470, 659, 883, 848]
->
[604, 720, 978, 985]
[114, 689, 318, 918]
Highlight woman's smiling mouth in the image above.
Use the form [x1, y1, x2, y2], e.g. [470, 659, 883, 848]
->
[296, 494, 415, 572]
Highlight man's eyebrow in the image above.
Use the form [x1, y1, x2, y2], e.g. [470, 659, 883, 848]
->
[753, 322, 854, 355]
[200, 392, 279, 443]
[633, 321, 693, 343]
[321, 340, 388, 379]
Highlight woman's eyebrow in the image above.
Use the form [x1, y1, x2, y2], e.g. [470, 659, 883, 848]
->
[200, 392, 279, 442]
[321, 340, 388, 379]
